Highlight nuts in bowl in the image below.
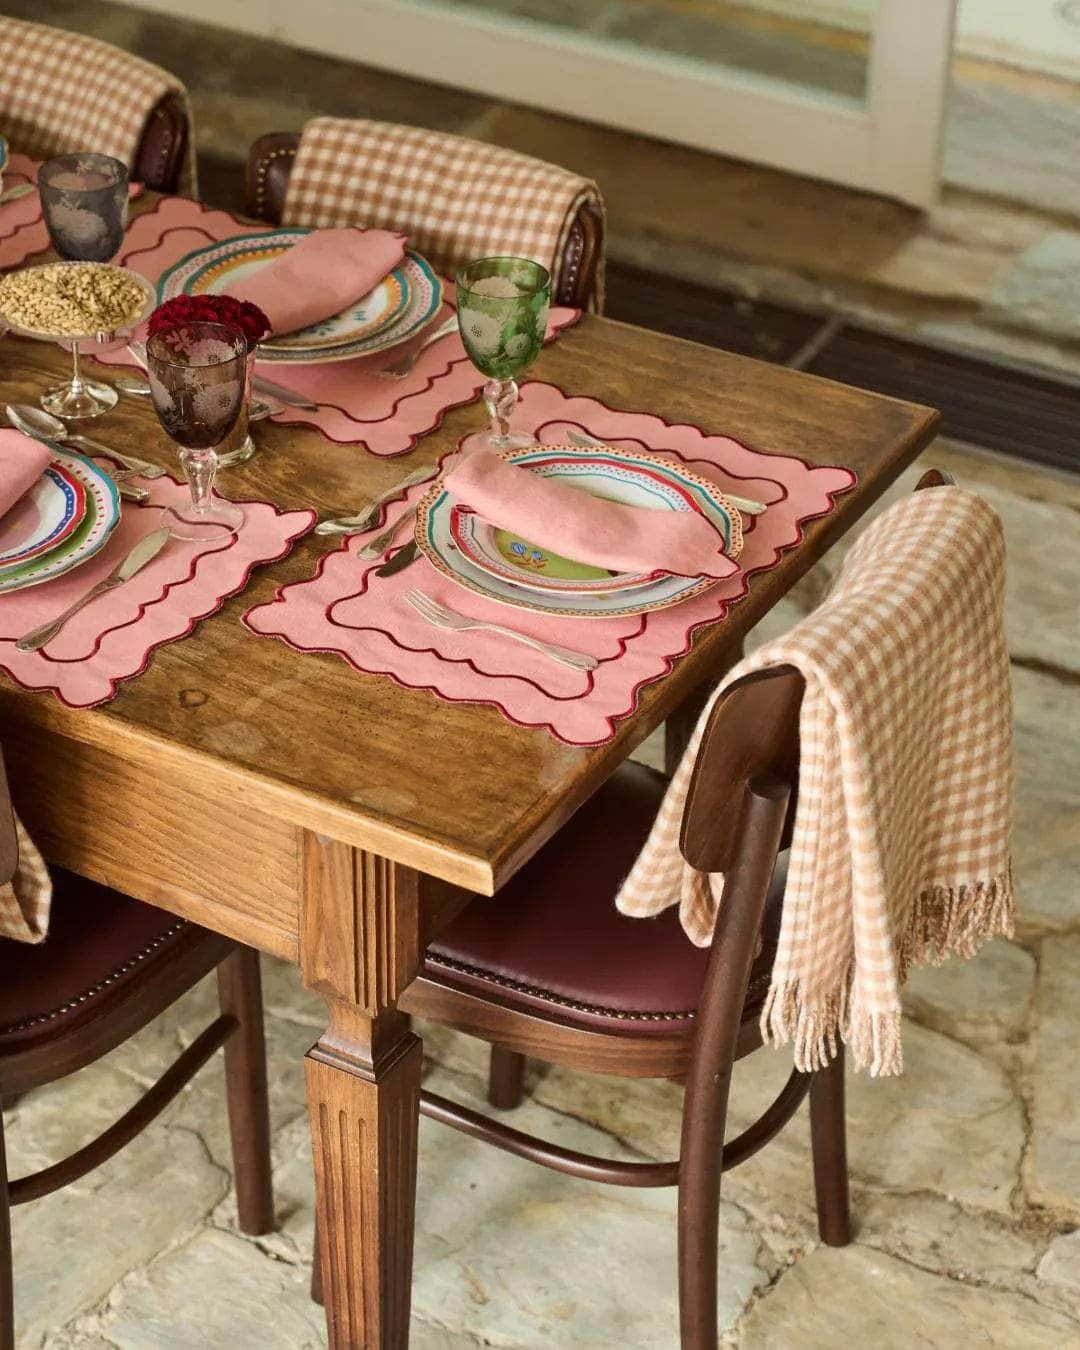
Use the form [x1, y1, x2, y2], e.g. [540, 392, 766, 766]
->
[0, 262, 152, 338]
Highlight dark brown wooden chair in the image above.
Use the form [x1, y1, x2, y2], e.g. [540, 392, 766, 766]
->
[395, 470, 951, 1347]
[0, 18, 191, 194]
[245, 131, 605, 312]
[0, 807, 273, 1346]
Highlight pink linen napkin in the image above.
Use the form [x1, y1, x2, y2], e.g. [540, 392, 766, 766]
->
[224, 227, 408, 335]
[443, 450, 740, 579]
[0, 429, 52, 518]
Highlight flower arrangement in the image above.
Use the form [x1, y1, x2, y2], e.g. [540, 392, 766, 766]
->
[147, 294, 271, 350]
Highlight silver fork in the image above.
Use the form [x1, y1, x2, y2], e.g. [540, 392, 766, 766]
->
[404, 589, 598, 672]
[376, 316, 459, 380]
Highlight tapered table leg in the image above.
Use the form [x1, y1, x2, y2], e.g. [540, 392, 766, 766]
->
[307, 1008, 421, 1349]
[300, 833, 425, 1350]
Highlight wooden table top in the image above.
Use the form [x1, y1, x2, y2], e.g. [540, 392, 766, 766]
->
[0, 248, 937, 895]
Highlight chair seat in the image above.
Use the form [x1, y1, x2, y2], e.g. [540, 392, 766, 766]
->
[424, 762, 782, 1038]
[0, 871, 226, 1056]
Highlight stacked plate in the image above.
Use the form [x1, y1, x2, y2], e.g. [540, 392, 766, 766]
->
[415, 445, 742, 619]
[156, 228, 444, 365]
[0, 447, 120, 596]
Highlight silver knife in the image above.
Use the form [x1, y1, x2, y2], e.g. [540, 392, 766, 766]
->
[0, 183, 35, 206]
[376, 541, 420, 576]
[15, 526, 171, 652]
[128, 342, 319, 413]
[248, 370, 320, 412]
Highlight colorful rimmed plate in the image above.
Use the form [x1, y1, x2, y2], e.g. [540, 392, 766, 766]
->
[156, 230, 444, 365]
[0, 447, 120, 595]
[447, 446, 742, 598]
[0, 461, 87, 570]
[416, 446, 743, 620]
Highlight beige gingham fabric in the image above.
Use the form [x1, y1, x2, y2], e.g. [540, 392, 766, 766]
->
[0, 17, 196, 194]
[282, 117, 605, 311]
[617, 487, 1014, 1076]
[0, 814, 51, 944]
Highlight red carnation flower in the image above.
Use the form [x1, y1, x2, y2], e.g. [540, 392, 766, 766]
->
[148, 294, 271, 350]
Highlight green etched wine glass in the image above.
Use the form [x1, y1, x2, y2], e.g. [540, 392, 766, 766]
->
[456, 256, 551, 450]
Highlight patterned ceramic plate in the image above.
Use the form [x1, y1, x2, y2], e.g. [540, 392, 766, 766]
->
[156, 230, 444, 364]
[416, 447, 742, 619]
[446, 446, 741, 597]
[0, 135, 7, 178]
[0, 459, 87, 570]
[0, 446, 120, 595]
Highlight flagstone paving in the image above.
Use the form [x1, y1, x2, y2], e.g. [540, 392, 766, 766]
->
[7, 439, 1078, 1349]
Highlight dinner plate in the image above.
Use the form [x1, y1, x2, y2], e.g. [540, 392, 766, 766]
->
[156, 230, 444, 365]
[447, 446, 741, 598]
[0, 447, 120, 595]
[416, 447, 743, 620]
[0, 459, 87, 570]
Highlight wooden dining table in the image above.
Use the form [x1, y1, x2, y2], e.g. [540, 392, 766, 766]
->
[0, 190, 937, 1348]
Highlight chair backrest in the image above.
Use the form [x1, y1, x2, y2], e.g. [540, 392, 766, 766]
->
[0, 18, 193, 193]
[680, 467, 954, 878]
[245, 121, 606, 312]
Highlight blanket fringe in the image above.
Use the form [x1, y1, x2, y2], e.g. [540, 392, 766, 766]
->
[761, 870, 1015, 1077]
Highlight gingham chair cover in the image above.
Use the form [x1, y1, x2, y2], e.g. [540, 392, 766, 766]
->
[282, 117, 605, 311]
[0, 816, 51, 944]
[0, 17, 196, 194]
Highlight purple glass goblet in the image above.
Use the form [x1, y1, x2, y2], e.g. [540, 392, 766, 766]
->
[146, 322, 247, 540]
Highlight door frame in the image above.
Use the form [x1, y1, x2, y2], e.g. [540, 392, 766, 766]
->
[349, 0, 957, 207]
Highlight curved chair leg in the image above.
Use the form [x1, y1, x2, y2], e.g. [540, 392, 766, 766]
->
[809, 1052, 851, 1246]
[488, 1047, 526, 1111]
[217, 948, 275, 1235]
[1, 1111, 13, 1350]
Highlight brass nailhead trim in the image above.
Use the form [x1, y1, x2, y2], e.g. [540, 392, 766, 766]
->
[427, 952, 772, 1023]
[255, 147, 294, 217]
[1, 920, 190, 1036]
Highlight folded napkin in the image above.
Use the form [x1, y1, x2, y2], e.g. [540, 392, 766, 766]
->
[443, 450, 739, 579]
[617, 486, 1014, 1076]
[0, 429, 52, 519]
[225, 227, 407, 336]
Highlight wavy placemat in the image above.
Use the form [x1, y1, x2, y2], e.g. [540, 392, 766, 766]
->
[242, 381, 855, 745]
[0, 468, 312, 707]
[88, 196, 579, 456]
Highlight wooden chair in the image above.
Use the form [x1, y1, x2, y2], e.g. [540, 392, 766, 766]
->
[0, 18, 191, 193]
[245, 127, 605, 312]
[395, 470, 951, 1347]
[0, 765, 273, 1347]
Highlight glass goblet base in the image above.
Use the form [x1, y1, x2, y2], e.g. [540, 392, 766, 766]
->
[480, 429, 537, 451]
[163, 498, 245, 541]
[41, 376, 117, 420]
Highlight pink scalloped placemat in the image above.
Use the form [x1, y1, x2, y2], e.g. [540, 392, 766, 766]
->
[242, 381, 856, 745]
[0, 470, 313, 707]
[0, 153, 50, 271]
[87, 196, 579, 457]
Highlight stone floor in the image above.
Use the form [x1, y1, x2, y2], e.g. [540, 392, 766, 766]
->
[7, 436, 1079, 1349]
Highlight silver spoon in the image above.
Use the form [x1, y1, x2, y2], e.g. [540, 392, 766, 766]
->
[6, 403, 167, 480]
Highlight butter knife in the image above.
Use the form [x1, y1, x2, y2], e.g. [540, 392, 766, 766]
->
[376, 541, 420, 576]
[15, 526, 171, 652]
[0, 183, 35, 206]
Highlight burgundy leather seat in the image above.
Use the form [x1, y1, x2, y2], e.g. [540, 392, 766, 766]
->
[424, 762, 783, 1037]
[0, 872, 207, 1054]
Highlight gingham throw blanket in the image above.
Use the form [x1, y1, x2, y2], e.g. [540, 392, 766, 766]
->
[617, 487, 1014, 1076]
[0, 17, 196, 194]
[0, 814, 51, 944]
[282, 117, 605, 310]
